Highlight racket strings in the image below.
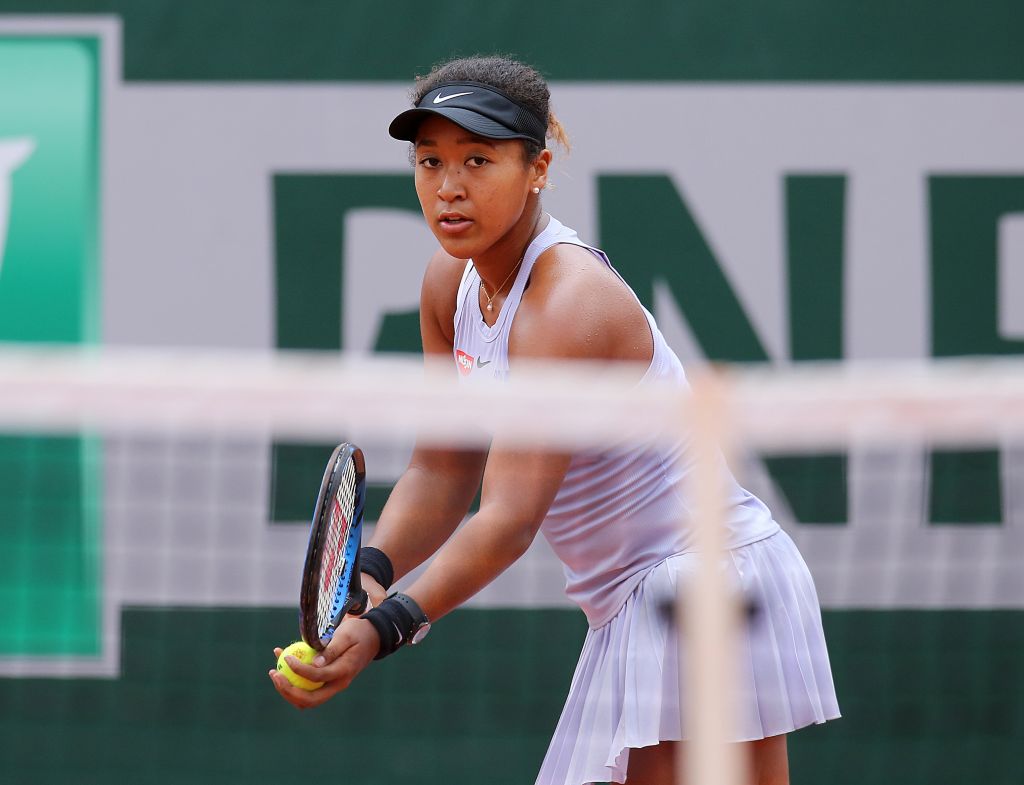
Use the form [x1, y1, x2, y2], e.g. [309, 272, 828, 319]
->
[316, 458, 358, 636]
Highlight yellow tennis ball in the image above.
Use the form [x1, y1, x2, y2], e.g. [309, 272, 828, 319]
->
[276, 641, 325, 690]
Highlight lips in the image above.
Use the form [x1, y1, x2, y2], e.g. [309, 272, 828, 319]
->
[437, 211, 474, 235]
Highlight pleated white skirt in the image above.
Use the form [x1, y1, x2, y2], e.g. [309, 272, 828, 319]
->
[534, 529, 840, 785]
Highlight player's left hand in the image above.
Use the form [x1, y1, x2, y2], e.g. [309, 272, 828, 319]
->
[268, 616, 381, 710]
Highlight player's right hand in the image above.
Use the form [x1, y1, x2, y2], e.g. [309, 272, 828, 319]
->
[268, 616, 381, 710]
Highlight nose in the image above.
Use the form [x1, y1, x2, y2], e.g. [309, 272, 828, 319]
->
[437, 169, 465, 202]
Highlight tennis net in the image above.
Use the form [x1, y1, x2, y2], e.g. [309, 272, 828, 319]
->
[1, 346, 1023, 785]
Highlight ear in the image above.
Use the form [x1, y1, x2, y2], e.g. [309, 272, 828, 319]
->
[531, 148, 552, 192]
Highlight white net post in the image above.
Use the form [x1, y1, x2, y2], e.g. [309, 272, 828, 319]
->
[679, 371, 747, 785]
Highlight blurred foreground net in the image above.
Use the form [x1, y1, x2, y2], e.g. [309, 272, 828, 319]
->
[0, 347, 1022, 785]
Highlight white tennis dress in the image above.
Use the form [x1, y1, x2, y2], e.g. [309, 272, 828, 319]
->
[452, 216, 840, 785]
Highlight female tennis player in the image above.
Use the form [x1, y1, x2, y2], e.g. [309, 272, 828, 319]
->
[270, 55, 840, 784]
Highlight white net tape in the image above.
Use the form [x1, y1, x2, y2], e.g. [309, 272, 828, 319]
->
[2, 346, 1024, 448]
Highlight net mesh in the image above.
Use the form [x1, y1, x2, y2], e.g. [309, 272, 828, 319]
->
[1, 348, 1024, 785]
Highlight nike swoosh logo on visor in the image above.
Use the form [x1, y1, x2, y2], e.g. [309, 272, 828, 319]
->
[433, 91, 474, 104]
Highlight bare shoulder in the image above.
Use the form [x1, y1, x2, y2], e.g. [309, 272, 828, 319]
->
[510, 243, 653, 364]
[420, 248, 469, 344]
[419, 248, 469, 353]
[422, 248, 469, 306]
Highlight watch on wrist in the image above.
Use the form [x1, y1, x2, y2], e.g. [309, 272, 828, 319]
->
[390, 592, 431, 645]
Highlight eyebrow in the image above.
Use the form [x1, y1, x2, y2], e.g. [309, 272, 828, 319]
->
[416, 135, 499, 149]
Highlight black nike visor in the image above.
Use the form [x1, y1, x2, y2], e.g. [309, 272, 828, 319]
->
[389, 81, 547, 147]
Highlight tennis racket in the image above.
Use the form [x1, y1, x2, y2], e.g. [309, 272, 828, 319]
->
[298, 442, 368, 651]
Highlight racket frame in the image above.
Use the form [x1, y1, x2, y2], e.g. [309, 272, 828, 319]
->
[298, 442, 368, 651]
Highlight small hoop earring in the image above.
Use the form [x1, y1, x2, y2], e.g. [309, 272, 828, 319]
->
[532, 186, 541, 194]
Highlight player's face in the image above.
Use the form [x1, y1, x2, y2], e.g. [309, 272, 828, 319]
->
[413, 116, 543, 261]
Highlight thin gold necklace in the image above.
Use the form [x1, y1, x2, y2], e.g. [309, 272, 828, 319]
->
[479, 256, 523, 313]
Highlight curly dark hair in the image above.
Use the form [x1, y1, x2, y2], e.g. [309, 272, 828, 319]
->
[411, 55, 570, 160]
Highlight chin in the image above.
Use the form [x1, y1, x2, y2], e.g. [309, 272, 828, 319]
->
[433, 234, 479, 261]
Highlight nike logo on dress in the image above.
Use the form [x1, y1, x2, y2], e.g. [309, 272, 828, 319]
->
[478, 359, 492, 367]
[433, 91, 473, 104]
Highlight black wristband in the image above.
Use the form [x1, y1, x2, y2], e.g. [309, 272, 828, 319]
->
[359, 547, 394, 590]
[362, 597, 415, 660]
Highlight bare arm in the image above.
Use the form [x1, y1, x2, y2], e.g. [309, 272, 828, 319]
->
[365, 446, 485, 589]
[399, 445, 571, 622]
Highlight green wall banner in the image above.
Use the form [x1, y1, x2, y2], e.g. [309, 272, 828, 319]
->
[0, 35, 101, 660]
[0, 8, 1022, 785]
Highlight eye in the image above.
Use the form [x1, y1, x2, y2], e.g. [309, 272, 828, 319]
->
[417, 156, 442, 169]
[466, 156, 489, 168]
